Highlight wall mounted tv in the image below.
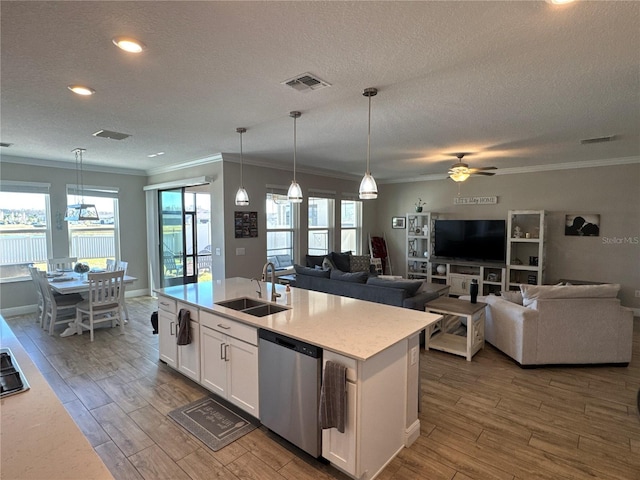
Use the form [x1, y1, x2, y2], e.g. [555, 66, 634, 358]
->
[434, 219, 506, 263]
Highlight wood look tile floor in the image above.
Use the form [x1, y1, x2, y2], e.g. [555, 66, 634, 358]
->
[6, 297, 640, 480]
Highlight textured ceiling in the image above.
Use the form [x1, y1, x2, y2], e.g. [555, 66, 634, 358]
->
[1, 1, 639, 181]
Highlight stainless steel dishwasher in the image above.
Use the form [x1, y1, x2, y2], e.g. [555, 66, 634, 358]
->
[258, 329, 322, 457]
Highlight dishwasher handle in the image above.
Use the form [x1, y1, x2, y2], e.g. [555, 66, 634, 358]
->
[275, 337, 296, 350]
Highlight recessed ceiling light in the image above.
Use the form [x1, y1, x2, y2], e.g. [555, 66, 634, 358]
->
[67, 85, 95, 96]
[112, 36, 146, 53]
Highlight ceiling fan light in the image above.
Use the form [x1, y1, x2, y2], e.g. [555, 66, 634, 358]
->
[235, 187, 249, 206]
[449, 167, 470, 182]
[359, 172, 378, 199]
[287, 181, 303, 203]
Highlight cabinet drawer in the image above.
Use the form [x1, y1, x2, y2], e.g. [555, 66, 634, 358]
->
[177, 302, 199, 323]
[201, 311, 257, 346]
[158, 296, 176, 314]
[324, 350, 358, 383]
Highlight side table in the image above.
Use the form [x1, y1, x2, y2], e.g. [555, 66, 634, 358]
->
[424, 297, 486, 361]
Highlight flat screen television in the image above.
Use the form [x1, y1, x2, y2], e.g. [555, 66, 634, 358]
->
[434, 219, 506, 263]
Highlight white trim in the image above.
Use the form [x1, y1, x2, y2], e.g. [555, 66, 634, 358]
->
[404, 419, 421, 447]
[0, 155, 146, 176]
[383, 155, 640, 184]
[0, 304, 38, 317]
[145, 153, 223, 176]
[143, 176, 213, 191]
[0, 180, 50, 193]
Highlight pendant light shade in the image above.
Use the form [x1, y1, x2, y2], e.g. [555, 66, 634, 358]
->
[359, 87, 378, 200]
[65, 148, 99, 222]
[287, 111, 303, 203]
[235, 127, 250, 206]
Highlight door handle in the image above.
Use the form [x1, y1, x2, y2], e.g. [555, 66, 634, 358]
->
[220, 343, 225, 360]
[170, 321, 175, 336]
[217, 324, 231, 330]
[224, 344, 230, 362]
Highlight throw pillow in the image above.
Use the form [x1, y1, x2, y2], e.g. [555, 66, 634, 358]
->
[366, 277, 423, 297]
[330, 251, 351, 272]
[322, 256, 335, 271]
[293, 264, 331, 278]
[305, 254, 325, 268]
[350, 254, 371, 273]
[330, 269, 368, 283]
[499, 290, 523, 305]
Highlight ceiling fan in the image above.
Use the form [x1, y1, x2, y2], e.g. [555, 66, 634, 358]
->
[448, 153, 497, 182]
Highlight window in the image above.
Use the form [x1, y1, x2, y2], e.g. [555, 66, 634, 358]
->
[67, 186, 119, 270]
[308, 196, 334, 255]
[266, 192, 296, 268]
[0, 181, 52, 281]
[341, 199, 362, 254]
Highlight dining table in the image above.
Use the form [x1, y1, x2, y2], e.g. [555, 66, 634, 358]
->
[47, 270, 137, 337]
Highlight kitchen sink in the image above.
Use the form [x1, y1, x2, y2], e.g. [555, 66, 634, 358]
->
[242, 304, 289, 317]
[216, 297, 266, 311]
[215, 297, 289, 317]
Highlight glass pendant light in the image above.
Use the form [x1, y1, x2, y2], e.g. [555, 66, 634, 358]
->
[287, 111, 303, 203]
[359, 87, 378, 200]
[235, 127, 249, 206]
[65, 148, 99, 221]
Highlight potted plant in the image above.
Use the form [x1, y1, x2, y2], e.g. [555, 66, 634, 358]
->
[415, 198, 425, 213]
[73, 262, 90, 280]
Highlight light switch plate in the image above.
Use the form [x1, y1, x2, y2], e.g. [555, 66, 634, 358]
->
[236, 247, 245, 256]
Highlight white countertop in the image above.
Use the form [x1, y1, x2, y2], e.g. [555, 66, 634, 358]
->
[0, 317, 113, 480]
[156, 278, 441, 361]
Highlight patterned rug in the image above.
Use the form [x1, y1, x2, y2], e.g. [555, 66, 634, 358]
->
[168, 397, 256, 451]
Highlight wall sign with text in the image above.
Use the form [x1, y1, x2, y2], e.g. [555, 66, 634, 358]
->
[453, 196, 498, 205]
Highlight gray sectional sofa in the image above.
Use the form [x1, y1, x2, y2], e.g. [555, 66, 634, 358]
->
[292, 265, 438, 310]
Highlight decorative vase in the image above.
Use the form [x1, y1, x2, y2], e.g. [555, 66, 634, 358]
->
[415, 206, 423, 213]
[436, 264, 446, 275]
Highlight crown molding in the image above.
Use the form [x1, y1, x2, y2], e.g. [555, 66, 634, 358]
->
[0, 154, 147, 176]
[382, 156, 640, 184]
[145, 153, 223, 176]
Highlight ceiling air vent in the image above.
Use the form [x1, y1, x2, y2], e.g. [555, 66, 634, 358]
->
[92, 129, 131, 141]
[281, 72, 331, 92]
[580, 135, 616, 145]
[0, 142, 13, 147]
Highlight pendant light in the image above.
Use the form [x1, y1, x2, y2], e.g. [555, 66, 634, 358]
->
[287, 111, 303, 203]
[359, 87, 378, 200]
[235, 127, 249, 206]
[65, 148, 99, 221]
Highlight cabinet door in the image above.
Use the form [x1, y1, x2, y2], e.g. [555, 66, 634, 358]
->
[321, 380, 357, 475]
[449, 274, 471, 296]
[178, 321, 200, 382]
[227, 337, 259, 418]
[158, 309, 178, 368]
[200, 326, 227, 397]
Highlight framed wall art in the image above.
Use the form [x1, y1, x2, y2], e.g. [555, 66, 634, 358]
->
[235, 211, 258, 238]
[392, 216, 406, 229]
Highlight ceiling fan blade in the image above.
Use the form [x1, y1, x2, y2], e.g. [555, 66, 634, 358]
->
[473, 171, 496, 176]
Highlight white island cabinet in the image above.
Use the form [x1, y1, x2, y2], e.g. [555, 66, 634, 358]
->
[200, 310, 259, 417]
[155, 278, 440, 480]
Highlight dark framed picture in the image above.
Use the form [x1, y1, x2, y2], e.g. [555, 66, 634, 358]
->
[565, 214, 600, 236]
[392, 216, 406, 229]
[235, 211, 258, 238]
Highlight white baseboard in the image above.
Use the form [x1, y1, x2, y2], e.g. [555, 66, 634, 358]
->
[1, 304, 38, 317]
[404, 419, 421, 447]
[125, 288, 152, 299]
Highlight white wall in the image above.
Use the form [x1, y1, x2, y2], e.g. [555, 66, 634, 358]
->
[375, 163, 640, 308]
[0, 158, 148, 311]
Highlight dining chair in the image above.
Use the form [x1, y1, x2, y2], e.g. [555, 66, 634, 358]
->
[105, 259, 116, 271]
[116, 260, 128, 274]
[76, 270, 125, 342]
[28, 266, 46, 327]
[37, 272, 83, 335]
[48, 257, 77, 271]
[115, 261, 129, 321]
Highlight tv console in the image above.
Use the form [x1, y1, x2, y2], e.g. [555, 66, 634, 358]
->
[405, 210, 546, 295]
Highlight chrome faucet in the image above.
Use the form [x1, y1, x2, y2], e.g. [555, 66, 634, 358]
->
[261, 262, 281, 302]
[251, 277, 262, 299]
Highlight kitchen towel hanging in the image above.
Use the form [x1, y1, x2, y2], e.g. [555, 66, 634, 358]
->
[177, 308, 191, 345]
[319, 360, 347, 433]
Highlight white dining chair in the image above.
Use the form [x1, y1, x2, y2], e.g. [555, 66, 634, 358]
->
[105, 259, 116, 271]
[48, 257, 77, 271]
[28, 266, 46, 327]
[37, 272, 83, 335]
[116, 260, 128, 274]
[115, 260, 129, 321]
[76, 270, 125, 342]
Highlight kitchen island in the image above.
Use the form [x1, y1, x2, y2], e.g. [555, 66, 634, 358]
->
[156, 277, 441, 480]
